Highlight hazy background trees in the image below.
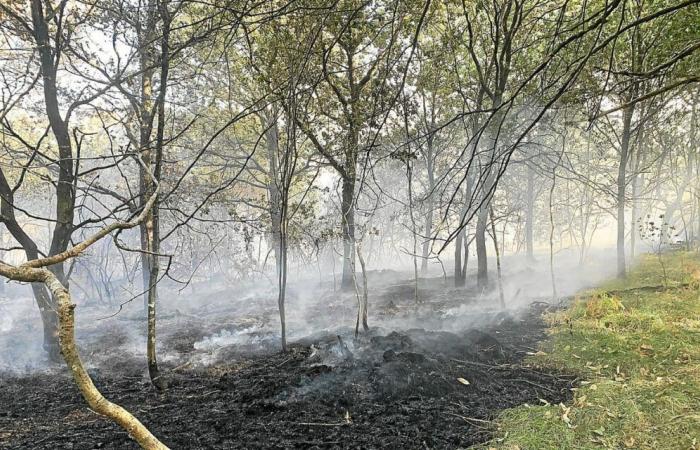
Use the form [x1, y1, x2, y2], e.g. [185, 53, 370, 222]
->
[0, 0, 699, 445]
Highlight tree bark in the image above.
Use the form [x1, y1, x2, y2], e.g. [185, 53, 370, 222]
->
[50, 272, 169, 450]
[617, 102, 635, 278]
[341, 174, 356, 289]
[421, 133, 435, 273]
[525, 163, 535, 260]
[145, 0, 170, 390]
[454, 230, 464, 286]
[27, 0, 77, 360]
[476, 203, 489, 290]
[489, 207, 505, 308]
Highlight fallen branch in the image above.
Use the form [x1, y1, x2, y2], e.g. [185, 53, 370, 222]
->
[0, 173, 168, 449]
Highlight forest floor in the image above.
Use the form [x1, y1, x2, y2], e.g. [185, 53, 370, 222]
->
[0, 264, 590, 450]
[485, 252, 700, 450]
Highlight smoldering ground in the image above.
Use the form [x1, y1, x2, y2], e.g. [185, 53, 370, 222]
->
[0, 248, 617, 448]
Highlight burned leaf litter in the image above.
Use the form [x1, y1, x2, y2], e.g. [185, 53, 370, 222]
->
[0, 293, 576, 449]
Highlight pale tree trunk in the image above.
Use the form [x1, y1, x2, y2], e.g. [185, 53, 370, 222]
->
[265, 112, 283, 280]
[454, 229, 465, 286]
[617, 101, 635, 278]
[0, 183, 167, 449]
[549, 166, 558, 301]
[407, 162, 420, 303]
[462, 232, 469, 280]
[421, 132, 436, 273]
[340, 42, 361, 291]
[489, 207, 505, 308]
[51, 274, 169, 450]
[630, 120, 647, 260]
[145, 0, 170, 390]
[138, 3, 157, 313]
[0, 268, 169, 449]
[525, 163, 535, 260]
[353, 240, 369, 337]
[264, 111, 288, 351]
[341, 174, 356, 290]
[277, 232, 288, 351]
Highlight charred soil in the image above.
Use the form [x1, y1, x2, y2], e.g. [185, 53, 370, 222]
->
[0, 299, 575, 449]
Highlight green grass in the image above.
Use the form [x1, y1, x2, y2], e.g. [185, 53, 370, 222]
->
[483, 252, 700, 450]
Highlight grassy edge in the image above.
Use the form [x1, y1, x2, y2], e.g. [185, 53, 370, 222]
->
[479, 252, 700, 450]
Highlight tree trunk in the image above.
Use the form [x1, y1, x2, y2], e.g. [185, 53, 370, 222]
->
[489, 207, 505, 309]
[617, 102, 635, 278]
[265, 114, 283, 280]
[354, 241, 369, 336]
[476, 203, 489, 290]
[277, 233, 288, 352]
[146, 2, 170, 390]
[454, 173, 472, 287]
[462, 231, 469, 280]
[28, 0, 77, 361]
[0, 264, 168, 449]
[454, 230, 464, 286]
[341, 174, 356, 289]
[43, 271, 168, 449]
[421, 135, 435, 273]
[525, 164, 535, 260]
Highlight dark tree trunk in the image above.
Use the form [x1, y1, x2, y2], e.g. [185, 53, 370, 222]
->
[476, 204, 489, 290]
[29, 0, 76, 360]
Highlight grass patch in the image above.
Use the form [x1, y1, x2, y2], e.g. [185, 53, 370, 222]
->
[485, 252, 700, 450]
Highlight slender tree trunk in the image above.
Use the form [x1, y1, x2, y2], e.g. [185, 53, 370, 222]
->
[138, 8, 156, 313]
[454, 230, 464, 286]
[407, 162, 420, 303]
[476, 203, 489, 290]
[549, 166, 558, 301]
[146, 1, 170, 390]
[617, 102, 635, 278]
[51, 274, 169, 449]
[455, 174, 472, 287]
[489, 207, 505, 309]
[421, 135, 435, 273]
[525, 164, 535, 260]
[421, 202, 433, 273]
[341, 174, 356, 289]
[264, 111, 283, 279]
[462, 232, 469, 280]
[277, 233, 288, 351]
[355, 241, 369, 335]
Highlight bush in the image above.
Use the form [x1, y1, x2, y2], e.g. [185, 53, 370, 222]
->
[585, 292, 624, 319]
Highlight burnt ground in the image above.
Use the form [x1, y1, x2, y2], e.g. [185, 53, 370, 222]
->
[0, 289, 577, 450]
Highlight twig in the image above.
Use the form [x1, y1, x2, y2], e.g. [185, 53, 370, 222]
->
[296, 422, 349, 427]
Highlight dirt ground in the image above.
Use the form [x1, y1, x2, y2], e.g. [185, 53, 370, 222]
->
[0, 277, 579, 450]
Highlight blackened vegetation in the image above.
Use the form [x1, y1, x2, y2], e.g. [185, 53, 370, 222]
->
[0, 302, 574, 449]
